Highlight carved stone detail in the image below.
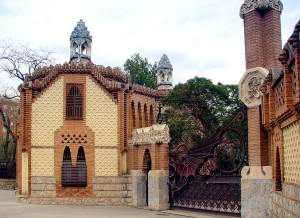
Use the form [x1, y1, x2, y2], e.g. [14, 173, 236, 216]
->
[240, 0, 283, 18]
[239, 67, 268, 107]
[128, 124, 170, 146]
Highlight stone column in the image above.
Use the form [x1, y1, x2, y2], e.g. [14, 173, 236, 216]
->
[148, 170, 169, 211]
[241, 166, 273, 217]
[239, 67, 273, 217]
[131, 170, 146, 207]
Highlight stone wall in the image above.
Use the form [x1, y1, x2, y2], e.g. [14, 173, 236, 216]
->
[19, 176, 132, 206]
[270, 183, 300, 217]
[0, 179, 17, 190]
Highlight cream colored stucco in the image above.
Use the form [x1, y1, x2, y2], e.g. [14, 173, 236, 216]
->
[283, 121, 300, 184]
[21, 150, 28, 195]
[31, 76, 64, 147]
[31, 148, 54, 176]
[95, 148, 118, 176]
[86, 77, 118, 147]
[121, 151, 127, 174]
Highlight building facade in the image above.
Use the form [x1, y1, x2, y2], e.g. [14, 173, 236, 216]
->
[16, 20, 171, 210]
[239, 0, 299, 217]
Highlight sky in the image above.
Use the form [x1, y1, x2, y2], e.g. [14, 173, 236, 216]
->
[0, 0, 299, 89]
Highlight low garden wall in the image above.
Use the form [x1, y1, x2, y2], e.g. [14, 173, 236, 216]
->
[0, 178, 17, 190]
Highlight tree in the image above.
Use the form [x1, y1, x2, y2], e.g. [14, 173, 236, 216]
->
[0, 40, 54, 82]
[123, 53, 157, 89]
[0, 40, 54, 164]
[0, 97, 18, 163]
[161, 76, 243, 148]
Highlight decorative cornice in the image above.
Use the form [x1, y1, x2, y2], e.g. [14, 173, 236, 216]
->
[240, 0, 283, 18]
[131, 83, 167, 98]
[128, 124, 170, 146]
[20, 62, 129, 96]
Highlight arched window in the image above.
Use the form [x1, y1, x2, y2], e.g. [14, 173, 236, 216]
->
[138, 102, 142, 128]
[66, 84, 83, 120]
[62, 147, 72, 187]
[61, 146, 87, 187]
[76, 146, 87, 187]
[150, 105, 154, 126]
[131, 101, 136, 128]
[144, 104, 148, 127]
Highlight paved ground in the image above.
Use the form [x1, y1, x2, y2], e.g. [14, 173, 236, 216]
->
[0, 190, 240, 218]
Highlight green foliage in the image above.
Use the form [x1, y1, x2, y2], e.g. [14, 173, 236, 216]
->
[162, 76, 243, 148]
[123, 53, 157, 89]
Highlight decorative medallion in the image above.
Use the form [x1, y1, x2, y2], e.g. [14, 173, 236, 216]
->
[238, 67, 268, 107]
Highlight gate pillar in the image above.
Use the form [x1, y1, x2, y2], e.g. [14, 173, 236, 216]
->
[131, 170, 147, 207]
[239, 67, 273, 217]
[148, 170, 169, 210]
[128, 124, 170, 210]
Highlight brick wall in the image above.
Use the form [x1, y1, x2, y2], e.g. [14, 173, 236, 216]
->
[261, 20, 300, 217]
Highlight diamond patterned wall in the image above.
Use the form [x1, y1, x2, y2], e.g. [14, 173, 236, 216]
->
[86, 77, 118, 147]
[95, 148, 118, 176]
[32, 77, 64, 146]
[283, 121, 300, 184]
[31, 148, 54, 176]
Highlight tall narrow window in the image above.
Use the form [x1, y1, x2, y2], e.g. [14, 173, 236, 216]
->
[138, 102, 142, 128]
[66, 84, 83, 120]
[150, 105, 154, 126]
[275, 147, 282, 191]
[131, 101, 136, 128]
[62, 146, 72, 187]
[144, 104, 148, 127]
[76, 146, 87, 187]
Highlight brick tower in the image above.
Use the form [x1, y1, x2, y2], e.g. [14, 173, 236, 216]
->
[240, 0, 283, 70]
[238, 0, 283, 217]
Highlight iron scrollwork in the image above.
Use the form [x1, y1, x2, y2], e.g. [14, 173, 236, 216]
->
[169, 107, 248, 213]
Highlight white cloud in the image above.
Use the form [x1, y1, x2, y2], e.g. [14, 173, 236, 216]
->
[0, 0, 299, 88]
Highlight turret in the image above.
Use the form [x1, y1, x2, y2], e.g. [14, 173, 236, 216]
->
[157, 54, 173, 90]
[70, 19, 92, 63]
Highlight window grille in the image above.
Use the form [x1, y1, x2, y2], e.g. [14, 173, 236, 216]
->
[66, 84, 83, 120]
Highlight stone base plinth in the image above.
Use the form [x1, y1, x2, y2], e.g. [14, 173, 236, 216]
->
[148, 170, 169, 211]
[241, 166, 273, 218]
[131, 170, 146, 207]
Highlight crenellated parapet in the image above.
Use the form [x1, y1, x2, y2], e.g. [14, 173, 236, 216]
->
[240, 0, 283, 18]
[128, 124, 170, 146]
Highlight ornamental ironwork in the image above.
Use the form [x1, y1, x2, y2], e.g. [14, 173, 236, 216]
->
[169, 107, 248, 213]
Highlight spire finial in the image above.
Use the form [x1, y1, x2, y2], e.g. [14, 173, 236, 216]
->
[70, 19, 92, 62]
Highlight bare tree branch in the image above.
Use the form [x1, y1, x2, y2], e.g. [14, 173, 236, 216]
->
[0, 40, 55, 81]
[0, 40, 54, 164]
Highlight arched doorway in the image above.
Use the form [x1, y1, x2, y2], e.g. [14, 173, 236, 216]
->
[143, 149, 152, 206]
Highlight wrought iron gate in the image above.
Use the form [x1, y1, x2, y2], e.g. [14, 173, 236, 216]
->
[169, 107, 248, 213]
